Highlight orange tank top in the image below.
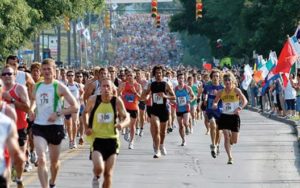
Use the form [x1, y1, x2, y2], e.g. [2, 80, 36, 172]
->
[122, 82, 139, 110]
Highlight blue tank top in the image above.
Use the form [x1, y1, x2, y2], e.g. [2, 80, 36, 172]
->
[175, 85, 190, 113]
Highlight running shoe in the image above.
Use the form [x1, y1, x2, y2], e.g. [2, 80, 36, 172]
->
[16, 179, 24, 188]
[160, 145, 167, 156]
[135, 128, 140, 135]
[210, 144, 216, 158]
[181, 140, 186, 146]
[92, 177, 100, 188]
[128, 142, 134, 149]
[139, 129, 144, 137]
[30, 151, 37, 164]
[24, 161, 32, 172]
[124, 132, 130, 142]
[153, 150, 161, 159]
[227, 158, 233, 165]
[216, 145, 220, 155]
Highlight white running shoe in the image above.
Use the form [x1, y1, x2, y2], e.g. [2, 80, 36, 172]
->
[153, 150, 161, 158]
[160, 145, 167, 156]
[92, 177, 100, 188]
[128, 142, 134, 149]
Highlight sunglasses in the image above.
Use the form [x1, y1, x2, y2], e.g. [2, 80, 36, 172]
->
[2, 72, 13, 76]
[76, 75, 83, 78]
[224, 78, 231, 81]
[67, 75, 74, 77]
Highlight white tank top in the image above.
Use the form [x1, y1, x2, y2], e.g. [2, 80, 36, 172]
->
[34, 83, 63, 125]
[16, 71, 26, 85]
[64, 83, 80, 108]
[0, 113, 12, 175]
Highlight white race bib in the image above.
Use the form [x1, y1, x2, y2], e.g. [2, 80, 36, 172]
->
[153, 93, 163, 104]
[97, 113, 113, 123]
[178, 96, 187, 106]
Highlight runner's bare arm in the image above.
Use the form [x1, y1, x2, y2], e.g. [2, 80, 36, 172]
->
[115, 96, 130, 130]
[83, 82, 96, 103]
[165, 82, 176, 100]
[25, 72, 35, 103]
[212, 90, 222, 110]
[16, 85, 30, 112]
[140, 83, 151, 101]
[235, 88, 248, 109]
[83, 95, 97, 135]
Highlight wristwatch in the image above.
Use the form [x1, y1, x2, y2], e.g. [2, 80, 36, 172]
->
[10, 98, 16, 103]
[56, 111, 62, 117]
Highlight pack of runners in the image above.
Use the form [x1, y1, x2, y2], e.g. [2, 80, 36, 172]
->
[0, 56, 248, 188]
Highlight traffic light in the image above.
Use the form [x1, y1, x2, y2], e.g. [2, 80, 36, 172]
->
[156, 14, 161, 28]
[104, 11, 110, 29]
[196, 0, 203, 20]
[64, 16, 70, 31]
[151, 0, 158, 18]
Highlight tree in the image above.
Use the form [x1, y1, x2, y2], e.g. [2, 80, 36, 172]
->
[0, 0, 39, 57]
[169, 0, 300, 59]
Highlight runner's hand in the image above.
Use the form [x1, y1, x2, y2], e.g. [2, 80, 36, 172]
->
[47, 112, 57, 122]
[85, 128, 93, 136]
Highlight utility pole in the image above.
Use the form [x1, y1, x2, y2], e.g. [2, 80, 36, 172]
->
[73, 21, 78, 68]
[57, 25, 61, 63]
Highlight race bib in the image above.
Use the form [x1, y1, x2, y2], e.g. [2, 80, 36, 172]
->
[224, 103, 233, 112]
[178, 96, 187, 106]
[97, 113, 113, 123]
[39, 93, 50, 106]
[153, 93, 163, 104]
[125, 94, 135, 103]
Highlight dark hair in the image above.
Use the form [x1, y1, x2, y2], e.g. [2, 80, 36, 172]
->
[6, 55, 19, 64]
[210, 69, 221, 79]
[152, 65, 164, 77]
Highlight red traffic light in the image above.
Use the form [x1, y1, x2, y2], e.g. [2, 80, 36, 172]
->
[197, 3, 203, 10]
[151, 1, 157, 6]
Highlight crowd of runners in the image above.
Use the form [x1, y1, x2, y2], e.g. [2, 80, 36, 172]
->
[0, 55, 248, 188]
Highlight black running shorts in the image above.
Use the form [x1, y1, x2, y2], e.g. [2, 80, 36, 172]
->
[32, 124, 65, 145]
[218, 114, 240, 132]
[93, 138, 119, 161]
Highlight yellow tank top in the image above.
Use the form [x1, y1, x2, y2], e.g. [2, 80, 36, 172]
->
[92, 102, 118, 139]
[220, 88, 240, 114]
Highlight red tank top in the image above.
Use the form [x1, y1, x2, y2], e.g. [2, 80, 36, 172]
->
[5, 84, 28, 129]
[122, 82, 139, 110]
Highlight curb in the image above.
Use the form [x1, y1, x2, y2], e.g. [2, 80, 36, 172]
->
[246, 106, 300, 143]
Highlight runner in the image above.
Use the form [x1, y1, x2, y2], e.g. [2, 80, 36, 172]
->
[141, 65, 176, 158]
[2, 65, 31, 186]
[135, 69, 148, 137]
[175, 73, 195, 146]
[83, 78, 130, 188]
[212, 72, 248, 164]
[29, 58, 78, 188]
[202, 69, 223, 158]
[75, 71, 85, 145]
[118, 70, 142, 149]
[65, 70, 83, 149]
[0, 111, 25, 188]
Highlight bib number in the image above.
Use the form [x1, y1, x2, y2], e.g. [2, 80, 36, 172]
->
[125, 94, 135, 103]
[178, 96, 187, 106]
[153, 93, 163, 104]
[97, 113, 113, 123]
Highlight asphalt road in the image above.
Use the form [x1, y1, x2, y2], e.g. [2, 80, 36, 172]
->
[12, 110, 300, 188]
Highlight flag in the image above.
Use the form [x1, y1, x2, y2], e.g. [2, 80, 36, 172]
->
[82, 28, 91, 41]
[76, 22, 85, 31]
[203, 63, 212, 71]
[290, 26, 300, 55]
[273, 39, 297, 75]
[241, 64, 253, 90]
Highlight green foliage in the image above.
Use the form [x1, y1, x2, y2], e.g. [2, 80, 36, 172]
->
[0, 0, 105, 58]
[170, 0, 300, 58]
